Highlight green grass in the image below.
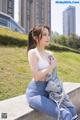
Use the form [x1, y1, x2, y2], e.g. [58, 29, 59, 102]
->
[53, 51, 80, 82]
[0, 28, 80, 100]
[0, 46, 31, 100]
[0, 27, 28, 41]
[0, 46, 80, 100]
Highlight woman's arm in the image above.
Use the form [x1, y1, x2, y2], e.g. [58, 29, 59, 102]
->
[28, 50, 54, 81]
[46, 50, 57, 69]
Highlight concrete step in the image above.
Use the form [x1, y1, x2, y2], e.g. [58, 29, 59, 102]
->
[0, 82, 80, 120]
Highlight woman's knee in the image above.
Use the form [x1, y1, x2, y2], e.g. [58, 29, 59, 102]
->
[26, 95, 59, 118]
[27, 96, 38, 109]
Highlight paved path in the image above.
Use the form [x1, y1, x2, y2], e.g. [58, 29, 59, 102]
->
[63, 82, 80, 93]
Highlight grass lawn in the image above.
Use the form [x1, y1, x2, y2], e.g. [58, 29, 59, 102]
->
[53, 51, 80, 82]
[0, 46, 80, 100]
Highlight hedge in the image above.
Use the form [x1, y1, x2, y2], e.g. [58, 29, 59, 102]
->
[0, 27, 28, 46]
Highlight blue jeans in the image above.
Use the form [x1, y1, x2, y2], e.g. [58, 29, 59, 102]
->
[26, 80, 77, 120]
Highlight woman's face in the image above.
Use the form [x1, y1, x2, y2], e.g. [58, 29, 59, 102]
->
[37, 28, 50, 47]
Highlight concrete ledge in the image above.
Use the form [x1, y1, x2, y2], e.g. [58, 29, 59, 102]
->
[0, 82, 80, 120]
[64, 82, 80, 112]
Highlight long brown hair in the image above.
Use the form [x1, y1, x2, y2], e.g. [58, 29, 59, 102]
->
[27, 25, 50, 51]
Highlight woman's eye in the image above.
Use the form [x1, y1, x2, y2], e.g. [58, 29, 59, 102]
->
[42, 33, 47, 36]
[42, 33, 50, 37]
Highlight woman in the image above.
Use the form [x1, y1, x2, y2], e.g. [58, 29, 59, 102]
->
[26, 25, 78, 120]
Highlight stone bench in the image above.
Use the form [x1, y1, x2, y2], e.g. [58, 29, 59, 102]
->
[0, 82, 80, 120]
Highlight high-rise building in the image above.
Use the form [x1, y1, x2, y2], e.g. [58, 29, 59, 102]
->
[0, 12, 25, 33]
[63, 6, 76, 36]
[0, 0, 14, 18]
[19, 0, 51, 33]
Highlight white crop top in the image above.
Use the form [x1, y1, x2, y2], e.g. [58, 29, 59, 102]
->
[36, 49, 49, 70]
[38, 57, 49, 70]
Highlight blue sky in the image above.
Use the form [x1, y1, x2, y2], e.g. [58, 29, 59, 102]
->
[51, 0, 80, 35]
[14, 0, 18, 23]
[14, 0, 80, 35]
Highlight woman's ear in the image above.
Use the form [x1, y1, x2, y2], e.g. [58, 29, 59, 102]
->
[33, 36, 38, 43]
[33, 36, 37, 40]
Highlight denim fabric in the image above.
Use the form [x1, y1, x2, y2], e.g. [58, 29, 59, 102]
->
[26, 69, 77, 120]
[26, 80, 59, 119]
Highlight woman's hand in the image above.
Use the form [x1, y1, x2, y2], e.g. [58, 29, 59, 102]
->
[48, 55, 57, 72]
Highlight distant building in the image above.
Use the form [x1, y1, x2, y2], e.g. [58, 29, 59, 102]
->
[0, 0, 14, 18]
[0, 12, 25, 33]
[63, 6, 76, 36]
[19, 0, 51, 33]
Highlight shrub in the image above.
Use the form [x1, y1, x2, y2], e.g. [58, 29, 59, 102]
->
[0, 28, 28, 46]
[47, 43, 80, 54]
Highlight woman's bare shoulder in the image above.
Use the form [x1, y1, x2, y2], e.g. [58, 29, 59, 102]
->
[28, 48, 36, 56]
[28, 48, 39, 62]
